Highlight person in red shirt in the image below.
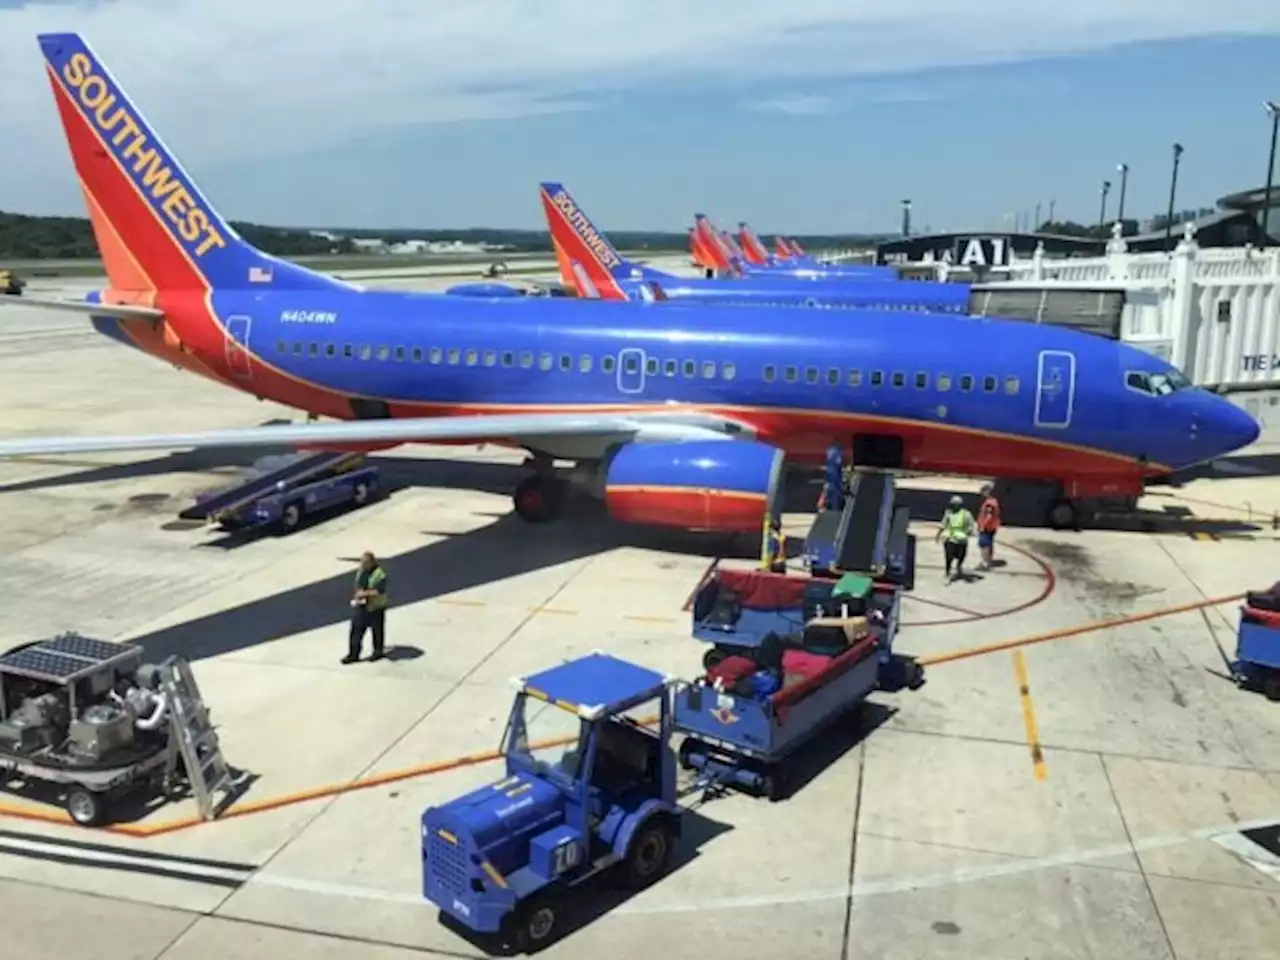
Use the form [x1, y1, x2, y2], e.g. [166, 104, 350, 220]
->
[977, 483, 1001, 569]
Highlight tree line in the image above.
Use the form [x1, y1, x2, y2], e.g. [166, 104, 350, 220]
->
[0, 210, 890, 261]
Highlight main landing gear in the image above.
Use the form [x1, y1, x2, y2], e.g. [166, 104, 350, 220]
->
[1046, 498, 1079, 531]
[513, 474, 567, 523]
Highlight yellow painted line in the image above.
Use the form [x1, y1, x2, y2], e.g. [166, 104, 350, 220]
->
[1012, 650, 1047, 782]
[529, 606, 578, 616]
[435, 597, 487, 607]
[623, 614, 678, 624]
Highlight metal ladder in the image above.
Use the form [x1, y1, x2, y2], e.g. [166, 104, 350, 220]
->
[158, 657, 236, 820]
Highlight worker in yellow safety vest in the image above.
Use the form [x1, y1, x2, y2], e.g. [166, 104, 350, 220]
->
[762, 517, 787, 573]
[343, 551, 389, 664]
[935, 494, 976, 583]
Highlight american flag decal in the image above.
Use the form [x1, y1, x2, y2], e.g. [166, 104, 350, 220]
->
[248, 266, 273, 283]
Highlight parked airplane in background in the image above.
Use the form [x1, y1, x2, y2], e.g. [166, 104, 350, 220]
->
[0, 33, 1259, 534]
[540, 183, 971, 313]
[694, 215, 895, 282]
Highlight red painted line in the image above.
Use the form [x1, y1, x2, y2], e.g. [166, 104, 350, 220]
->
[903, 540, 1057, 628]
[902, 594, 984, 618]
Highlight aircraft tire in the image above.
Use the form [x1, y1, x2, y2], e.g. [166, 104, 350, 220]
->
[513, 476, 564, 523]
[279, 502, 303, 534]
[1047, 499, 1078, 530]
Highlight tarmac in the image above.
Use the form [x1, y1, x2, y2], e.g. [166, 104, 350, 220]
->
[0, 278, 1278, 960]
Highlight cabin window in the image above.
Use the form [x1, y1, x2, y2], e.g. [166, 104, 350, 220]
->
[848, 369, 862, 387]
[624, 354, 640, 374]
[394, 346, 406, 362]
[292, 342, 303, 356]
[683, 360, 696, 378]
[276, 340, 286, 353]
[520, 351, 533, 369]
[501, 351, 514, 367]
[937, 373, 951, 391]
[664, 359, 677, 377]
[465, 349, 478, 367]
[411, 347, 423, 362]
[428, 347, 442, 364]
[559, 354, 571, 372]
[342, 344, 353, 358]
[448, 348, 460, 365]
[483, 350, 496, 367]
[764, 364, 777, 383]
[539, 352, 553, 371]
[805, 366, 819, 385]
[891, 371, 905, 388]
[982, 375, 997, 393]
[359, 345, 372, 360]
[784, 365, 798, 383]
[580, 355, 593, 373]
[602, 355, 616, 373]
[646, 358, 659, 375]
[959, 374, 974, 391]
[309, 343, 320, 357]
[869, 370, 884, 387]
[826, 368, 840, 386]
[1004, 376, 1019, 395]
[326, 344, 337, 358]
[702, 361, 716, 379]
[914, 372, 928, 389]
[723, 362, 736, 380]
[376, 345, 389, 361]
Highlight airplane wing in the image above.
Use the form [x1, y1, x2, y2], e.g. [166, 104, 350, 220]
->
[0, 409, 748, 458]
[0, 295, 163, 321]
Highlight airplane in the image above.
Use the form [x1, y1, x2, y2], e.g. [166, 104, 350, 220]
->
[0, 32, 1259, 536]
[694, 214, 895, 282]
[540, 182, 972, 313]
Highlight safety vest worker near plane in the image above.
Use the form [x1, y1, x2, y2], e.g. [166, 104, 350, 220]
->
[819, 442, 845, 512]
[935, 495, 976, 584]
[344, 551, 388, 665]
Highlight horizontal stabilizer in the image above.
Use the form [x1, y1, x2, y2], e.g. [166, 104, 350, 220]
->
[0, 409, 743, 458]
[0, 296, 164, 322]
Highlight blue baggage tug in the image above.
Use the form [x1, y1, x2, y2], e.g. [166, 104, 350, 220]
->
[1232, 596, 1280, 701]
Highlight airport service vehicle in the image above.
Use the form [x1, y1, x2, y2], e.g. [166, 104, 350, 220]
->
[0, 33, 1259, 539]
[676, 566, 918, 801]
[803, 469, 916, 583]
[178, 452, 380, 534]
[0, 634, 234, 825]
[1232, 594, 1280, 700]
[421, 652, 681, 953]
[0, 270, 25, 296]
[541, 183, 969, 313]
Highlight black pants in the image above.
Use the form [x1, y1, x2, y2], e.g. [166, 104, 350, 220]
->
[943, 540, 967, 574]
[348, 608, 386, 658]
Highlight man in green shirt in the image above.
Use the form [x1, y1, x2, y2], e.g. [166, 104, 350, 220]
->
[935, 494, 976, 583]
[343, 551, 388, 664]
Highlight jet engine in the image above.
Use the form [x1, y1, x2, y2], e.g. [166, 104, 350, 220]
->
[602, 440, 785, 533]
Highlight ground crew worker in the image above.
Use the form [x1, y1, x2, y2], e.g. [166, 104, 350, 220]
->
[821, 442, 845, 512]
[343, 551, 388, 664]
[935, 494, 976, 582]
[763, 517, 787, 573]
[977, 483, 1001, 568]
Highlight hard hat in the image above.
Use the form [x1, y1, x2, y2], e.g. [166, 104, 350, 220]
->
[949, 494, 963, 506]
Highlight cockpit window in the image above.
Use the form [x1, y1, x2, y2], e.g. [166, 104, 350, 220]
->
[1126, 369, 1192, 396]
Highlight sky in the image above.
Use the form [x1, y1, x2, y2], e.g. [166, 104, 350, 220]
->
[1, 1, 1279, 235]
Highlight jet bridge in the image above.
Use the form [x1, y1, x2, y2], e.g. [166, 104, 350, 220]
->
[967, 283, 1129, 340]
[803, 469, 915, 586]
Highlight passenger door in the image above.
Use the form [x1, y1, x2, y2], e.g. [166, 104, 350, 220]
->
[224, 315, 253, 382]
[1034, 350, 1076, 429]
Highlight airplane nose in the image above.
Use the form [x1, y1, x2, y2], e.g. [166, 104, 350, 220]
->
[1211, 398, 1260, 456]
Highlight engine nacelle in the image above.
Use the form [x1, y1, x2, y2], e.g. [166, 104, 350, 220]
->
[603, 440, 785, 533]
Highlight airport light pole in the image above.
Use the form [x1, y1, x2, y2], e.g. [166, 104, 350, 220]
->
[1164, 143, 1184, 252]
[901, 199, 912, 238]
[1048, 199, 1056, 224]
[1116, 163, 1129, 229]
[1263, 102, 1279, 248]
[1034, 202, 1042, 232]
[1098, 180, 1112, 232]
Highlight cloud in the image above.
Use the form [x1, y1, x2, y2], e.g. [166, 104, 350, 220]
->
[749, 73, 1075, 112]
[1, 0, 1278, 176]
[749, 95, 837, 115]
